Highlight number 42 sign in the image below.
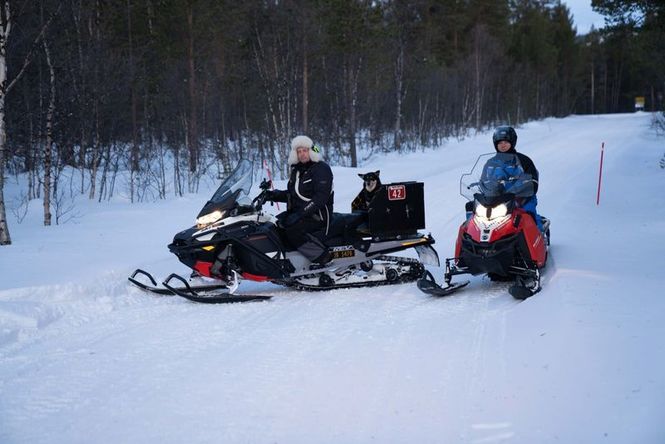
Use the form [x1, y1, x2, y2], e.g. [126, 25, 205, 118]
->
[387, 184, 406, 201]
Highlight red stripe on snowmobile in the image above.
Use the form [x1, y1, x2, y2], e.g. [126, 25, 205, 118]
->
[193, 261, 213, 277]
[242, 272, 270, 282]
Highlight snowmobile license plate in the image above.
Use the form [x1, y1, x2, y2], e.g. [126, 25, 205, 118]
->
[331, 245, 355, 259]
[388, 185, 406, 201]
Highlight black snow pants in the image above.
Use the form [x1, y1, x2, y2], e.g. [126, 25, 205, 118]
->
[283, 217, 329, 263]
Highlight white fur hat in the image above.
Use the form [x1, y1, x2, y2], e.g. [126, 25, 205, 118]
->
[288, 135, 321, 165]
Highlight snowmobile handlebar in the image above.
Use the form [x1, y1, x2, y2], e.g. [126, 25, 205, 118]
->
[251, 178, 275, 210]
[252, 190, 269, 211]
[259, 178, 272, 190]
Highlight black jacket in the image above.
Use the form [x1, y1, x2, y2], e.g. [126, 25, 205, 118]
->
[272, 161, 334, 230]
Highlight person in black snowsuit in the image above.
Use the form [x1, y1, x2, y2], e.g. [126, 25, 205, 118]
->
[267, 135, 334, 265]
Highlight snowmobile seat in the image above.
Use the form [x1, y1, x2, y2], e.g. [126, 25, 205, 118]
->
[324, 212, 366, 246]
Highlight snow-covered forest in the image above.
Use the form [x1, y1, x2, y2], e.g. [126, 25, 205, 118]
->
[1, 0, 665, 246]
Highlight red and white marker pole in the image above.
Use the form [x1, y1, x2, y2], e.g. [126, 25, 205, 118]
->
[596, 142, 605, 205]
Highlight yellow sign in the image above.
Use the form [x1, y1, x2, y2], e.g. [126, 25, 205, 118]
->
[635, 96, 645, 110]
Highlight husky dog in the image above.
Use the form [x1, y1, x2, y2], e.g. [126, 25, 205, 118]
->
[351, 171, 381, 212]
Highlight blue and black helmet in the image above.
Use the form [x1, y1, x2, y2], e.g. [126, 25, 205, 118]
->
[492, 126, 517, 150]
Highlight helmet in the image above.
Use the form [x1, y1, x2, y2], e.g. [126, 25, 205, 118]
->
[492, 126, 517, 149]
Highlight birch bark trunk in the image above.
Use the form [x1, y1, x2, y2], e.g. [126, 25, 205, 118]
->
[0, 1, 12, 244]
[43, 38, 55, 226]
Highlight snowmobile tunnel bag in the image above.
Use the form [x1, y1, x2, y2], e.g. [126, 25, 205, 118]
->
[367, 181, 425, 236]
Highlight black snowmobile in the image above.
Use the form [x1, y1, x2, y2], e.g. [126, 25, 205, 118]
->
[129, 159, 439, 303]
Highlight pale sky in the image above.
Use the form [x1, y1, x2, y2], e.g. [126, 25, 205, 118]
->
[562, 0, 606, 34]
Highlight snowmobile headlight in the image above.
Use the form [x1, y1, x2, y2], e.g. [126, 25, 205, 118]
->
[474, 203, 508, 220]
[491, 204, 508, 219]
[196, 210, 225, 228]
[475, 203, 487, 219]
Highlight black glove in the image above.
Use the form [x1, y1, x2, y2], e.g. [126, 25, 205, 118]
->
[263, 190, 276, 202]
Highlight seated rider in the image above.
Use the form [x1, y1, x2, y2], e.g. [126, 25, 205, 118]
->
[266, 135, 334, 265]
[481, 126, 543, 231]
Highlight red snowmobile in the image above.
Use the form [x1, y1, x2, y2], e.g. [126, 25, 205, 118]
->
[418, 153, 550, 299]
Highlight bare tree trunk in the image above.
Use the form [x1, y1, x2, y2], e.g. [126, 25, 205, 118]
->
[612, 59, 623, 112]
[475, 37, 483, 128]
[107, 144, 120, 199]
[128, 0, 139, 202]
[0, 87, 9, 244]
[418, 94, 429, 145]
[88, 0, 101, 199]
[174, 144, 182, 197]
[25, 88, 36, 199]
[43, 38, 55, 226]
[0, 2, 10, 244]
[394, 41, 404, 151]
[302, 32, 308, 133]
[186, 3, 198, 188]
[145, 0, 155, 35]
[346, 56, 361, 167]
[590, 58, 595, 114]
[536, 72, 542, 117]
[600, 60, 606, 113]
[88, 101, 100, 199]
[97, 142, 111, 202]
[72, 0, 87, 195]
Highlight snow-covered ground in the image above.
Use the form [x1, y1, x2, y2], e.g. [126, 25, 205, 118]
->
[1, 113, 664, 444]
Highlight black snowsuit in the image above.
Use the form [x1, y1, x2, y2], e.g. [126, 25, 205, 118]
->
[271, 160, 334, 263]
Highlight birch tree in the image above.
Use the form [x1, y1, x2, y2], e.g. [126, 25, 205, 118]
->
[42, 37, 54, 226]
[0, 1, 58, 244]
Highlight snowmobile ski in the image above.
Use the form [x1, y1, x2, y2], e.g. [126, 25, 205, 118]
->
[161, 273, 271, 304]
[417, 270, 469, 297]
[508, 271, 542, 300]
[508, 285, 539, 300]
[129, 269, 228, 295]
[128, 269, 271, 304]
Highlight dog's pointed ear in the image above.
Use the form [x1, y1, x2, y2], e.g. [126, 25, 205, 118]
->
[375, 170, 380, 177]
[358, 173, 364, 179]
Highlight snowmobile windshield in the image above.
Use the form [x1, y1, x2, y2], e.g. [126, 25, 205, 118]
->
[196, 159, 255, 221]
[460, 153, 535, 200]
[209, 159, 254, 206]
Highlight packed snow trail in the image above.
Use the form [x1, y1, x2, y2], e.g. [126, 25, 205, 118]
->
[1, 113, 664, 443]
